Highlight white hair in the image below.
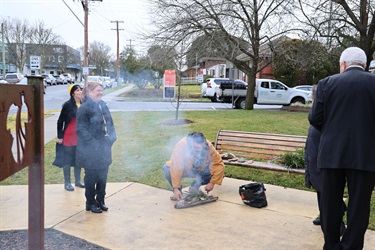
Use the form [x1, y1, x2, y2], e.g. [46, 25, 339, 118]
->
[339, 47, 367, 67]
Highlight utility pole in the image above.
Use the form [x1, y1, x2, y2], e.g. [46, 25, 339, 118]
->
[81, 0, 103, 85]
[127, 39, 134, 49]
[83, 0, 89, 85]
[1, 23, 5, 79]
[111, 20, 123, 85]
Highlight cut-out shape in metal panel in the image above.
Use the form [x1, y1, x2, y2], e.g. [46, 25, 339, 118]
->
[0, 84, 35, 181]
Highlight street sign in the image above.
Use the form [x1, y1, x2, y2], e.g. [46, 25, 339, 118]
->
[82, 67, 89, 75]
[30, 56, 41, 70]
[197, 74, 204, 83]
[163, 70, 176, 99]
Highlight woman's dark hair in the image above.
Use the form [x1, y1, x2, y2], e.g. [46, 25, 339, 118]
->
[187, 132, 206, 144]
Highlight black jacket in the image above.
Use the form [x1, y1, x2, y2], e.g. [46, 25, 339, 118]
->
[76, 97, 117, 169]
[309, 67, 375, 172]
[304, 125, 321, 192]
[57, 97, 78, 139]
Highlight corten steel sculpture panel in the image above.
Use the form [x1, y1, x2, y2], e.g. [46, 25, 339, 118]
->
[0, 77, 44, 249]
[0, 84, 35, 178]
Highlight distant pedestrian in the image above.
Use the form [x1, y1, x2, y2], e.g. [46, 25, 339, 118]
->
[76, 82, 117, 213]
[309, 47, 375, 249]
[56, 84, 85, 191]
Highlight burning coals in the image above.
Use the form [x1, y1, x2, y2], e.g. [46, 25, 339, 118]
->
[174, 190, 218, 209]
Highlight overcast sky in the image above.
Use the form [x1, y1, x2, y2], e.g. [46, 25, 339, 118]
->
[0, 0, 152, 56]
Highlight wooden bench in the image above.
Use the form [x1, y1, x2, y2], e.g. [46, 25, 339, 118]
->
[215, 130, 307, 174]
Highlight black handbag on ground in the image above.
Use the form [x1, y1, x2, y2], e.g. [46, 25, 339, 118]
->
[239, 182, 267, 208]
[52, 142, 65, 168]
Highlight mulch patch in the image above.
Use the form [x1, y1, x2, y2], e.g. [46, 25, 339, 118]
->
[160, 119, 194, 125]
[0, 229, 107, 250]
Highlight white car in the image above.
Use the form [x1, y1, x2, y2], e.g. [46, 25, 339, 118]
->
[203, 78, 231, 102]
[102, 76, 112, 89]
[87, 75, 104, 86]
[293, 85, 313, 102]
[201, 82, 207, 97]
[42, 74, 57, 86]
[63, 73, 75, 84]
[293, 85, 313, 92]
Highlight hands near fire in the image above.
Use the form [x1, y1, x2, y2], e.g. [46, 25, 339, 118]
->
[205, 183, 214, 193]
[173, 188, 183, 201]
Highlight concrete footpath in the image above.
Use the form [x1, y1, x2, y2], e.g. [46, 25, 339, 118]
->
[1, 86, 375, 249]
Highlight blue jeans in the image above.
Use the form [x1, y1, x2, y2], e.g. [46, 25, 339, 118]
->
[163, 164, 211, 190]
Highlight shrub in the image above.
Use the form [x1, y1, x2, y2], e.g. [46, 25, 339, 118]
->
[276, 149, 305, 169]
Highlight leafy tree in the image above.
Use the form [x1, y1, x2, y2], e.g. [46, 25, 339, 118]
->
[185, 34, 224, 68]
[120, 47, 153, 89]
[146, 45, 177, 89]
[298, 0, 375, 69]
[273, 39, 340, 86]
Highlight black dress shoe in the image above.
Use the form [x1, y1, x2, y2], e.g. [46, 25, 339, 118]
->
[97, 201, 108, 211]
[75, 181, 85, 188]
[313, 217, 321, 225]
[64, 183, 74, 191]
[86, 204, 102, 213]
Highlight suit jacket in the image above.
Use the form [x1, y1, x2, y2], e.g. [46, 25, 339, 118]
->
[76, 97, 117, 169]
[304, 125, 322, 192]
[309, 66, 375, 172]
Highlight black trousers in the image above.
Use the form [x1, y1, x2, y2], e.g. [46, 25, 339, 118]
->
[84, 167, 109, 206]
[321, 168, 375, 250]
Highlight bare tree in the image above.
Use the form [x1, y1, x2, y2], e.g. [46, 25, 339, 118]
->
[298, 0, 375, 69]
[146, 0, 299, 109]
[2, 18, 64, 73]
[88, 41, 113, 76]
[2, 18, 32, 72]
[29, 20, 63, 70]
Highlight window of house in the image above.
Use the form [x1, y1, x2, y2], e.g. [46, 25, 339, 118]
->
[58, 56, 64, 62]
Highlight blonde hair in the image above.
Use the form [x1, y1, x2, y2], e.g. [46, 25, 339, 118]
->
[82, 81, 102, 102]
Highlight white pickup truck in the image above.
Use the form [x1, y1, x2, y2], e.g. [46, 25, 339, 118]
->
[216, 79, 310, 109]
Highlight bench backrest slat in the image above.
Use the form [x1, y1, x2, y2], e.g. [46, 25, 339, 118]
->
[215, 130, 307, 161]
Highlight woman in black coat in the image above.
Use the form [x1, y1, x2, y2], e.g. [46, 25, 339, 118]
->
[56, 84, 85, 191]
[76, 81, 117, 213]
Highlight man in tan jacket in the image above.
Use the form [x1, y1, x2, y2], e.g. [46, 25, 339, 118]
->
[163, 132, 225, 201]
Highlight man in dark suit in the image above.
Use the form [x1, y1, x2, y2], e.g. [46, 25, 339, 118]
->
[309, 47, 375, 250]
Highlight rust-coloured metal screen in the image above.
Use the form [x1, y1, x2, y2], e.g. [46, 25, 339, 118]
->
[0, 76, 44, 249]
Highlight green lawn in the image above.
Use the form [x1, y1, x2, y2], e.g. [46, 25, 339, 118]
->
[1, 94, 374, 230]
